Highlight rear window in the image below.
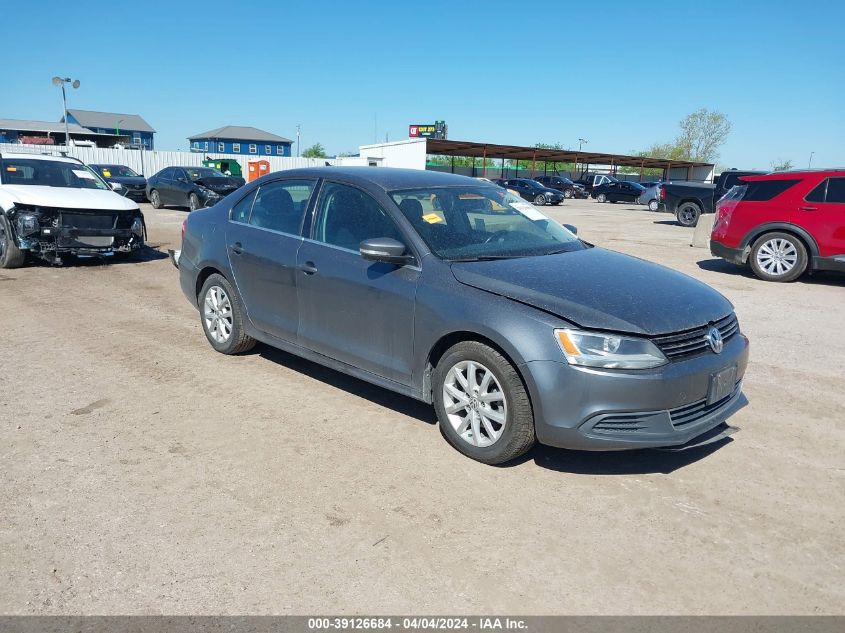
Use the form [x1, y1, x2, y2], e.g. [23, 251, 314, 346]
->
[742, 179, 800, 201]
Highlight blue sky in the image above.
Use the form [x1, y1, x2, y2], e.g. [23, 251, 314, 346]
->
[3, 0, 843, 168]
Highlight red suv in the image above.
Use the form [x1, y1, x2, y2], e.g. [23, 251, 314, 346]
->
[710, 169, 845, 282]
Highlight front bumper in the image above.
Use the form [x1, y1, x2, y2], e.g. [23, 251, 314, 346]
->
[521, 332, 750, 450]
[710, 240, 746, 265]
[31, 226, 143, 253]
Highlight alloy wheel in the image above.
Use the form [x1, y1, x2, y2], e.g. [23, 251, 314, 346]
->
[534, 195, 545, 205]
[442, 360, 507, 448]
[597, 193, 606, 203]
[755, 238, 798, 276]
[203, 285, 234, 343]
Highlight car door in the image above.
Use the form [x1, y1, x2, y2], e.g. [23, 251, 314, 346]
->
[802, 177, 845, 257]
[605, 182, 619, 201]
[172, 168, 194, 206]
[153, 168, 174, 204]
[226, 178, 316, 343]
[296, 181, 419, 384]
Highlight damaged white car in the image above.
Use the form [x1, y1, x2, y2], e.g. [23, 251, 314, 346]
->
[0, 152, 145, 268]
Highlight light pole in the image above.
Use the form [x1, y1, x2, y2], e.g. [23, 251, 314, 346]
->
[296, 124, 301, 157]
[808, 152, 815, 168]
[578, 138, 588, 151]
[52, 76, 80, 151]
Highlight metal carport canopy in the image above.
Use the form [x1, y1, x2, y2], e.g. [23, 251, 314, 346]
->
[424, 138, 713, 170]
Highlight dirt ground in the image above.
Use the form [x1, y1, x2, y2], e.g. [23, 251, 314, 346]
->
[1, 197, 843, 615]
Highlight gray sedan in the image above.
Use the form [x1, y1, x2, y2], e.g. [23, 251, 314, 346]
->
[176, 168, 749, 464]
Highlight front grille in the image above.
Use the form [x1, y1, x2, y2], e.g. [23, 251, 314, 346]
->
[62, 213, 116, 230]
[670, 381, 742, 429]
[653, 313, 739, 360]
[591, 413, 650, 434]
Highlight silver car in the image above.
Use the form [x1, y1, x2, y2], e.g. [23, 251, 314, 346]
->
[637, 181, 662, 211]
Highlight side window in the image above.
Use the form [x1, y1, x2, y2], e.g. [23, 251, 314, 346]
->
[160, 168, 173, 180]
[743, 179, 800, 201]
[249, 179, 316, 234]
[825, 178, 845, 203]
[231, 189, 258, 223]
[314, 182, 403, 251]
[805, 179, 827, 202]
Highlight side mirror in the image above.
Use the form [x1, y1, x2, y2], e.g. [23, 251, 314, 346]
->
[360, 237, 413, 265]
[109, 181, 123, 191]
[563, 223, 578, 235]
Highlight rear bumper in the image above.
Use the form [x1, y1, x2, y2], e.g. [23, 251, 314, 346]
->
[710, 239, 746, 265]
[521, 333, 750, 450]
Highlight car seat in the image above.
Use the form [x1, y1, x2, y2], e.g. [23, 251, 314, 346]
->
[251, 187, 298, 233]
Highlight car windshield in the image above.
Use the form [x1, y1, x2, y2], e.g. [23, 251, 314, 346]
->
[99, 165, 139, 177]
[186, 167, 226, 181]
[391, 186, 584, 261]
[0, 158, 108, 190]
[523, 180, 545, 188]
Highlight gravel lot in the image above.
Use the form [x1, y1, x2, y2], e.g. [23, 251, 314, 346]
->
[1, 196, 843, 615]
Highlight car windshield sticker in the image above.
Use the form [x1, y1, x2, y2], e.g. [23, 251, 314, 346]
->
[72, 170, 95, 180]
[102, 169, 111, 177]
[6, 166, 17, 172]
[510, 201, 546, 221]
[422, 213, 444, 224]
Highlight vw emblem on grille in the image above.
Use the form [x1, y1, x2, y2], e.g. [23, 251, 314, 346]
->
[706, 327, 724, 354]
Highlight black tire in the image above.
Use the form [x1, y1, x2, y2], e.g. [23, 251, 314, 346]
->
[596, 193, 607, 203]
[433, 341, 535, 465]
[149, 189, 163, 209]
[198, 273, 256, 354]
[563, 189, 573, 199]
[648, 199, 659, 212]
[188, 193, 200, 212]
[533, 194, 546, 206]
[676, 202, 702, 227]
[749, 232, 808, 282]
[0, 214, 26, 269]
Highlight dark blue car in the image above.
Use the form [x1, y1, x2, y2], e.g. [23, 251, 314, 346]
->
[174, 168, 749, 464]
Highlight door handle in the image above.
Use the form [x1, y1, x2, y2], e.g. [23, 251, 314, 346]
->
[230, 242, 243, 255]
[299, 261, 318, 275]
[799, 206, 817, 211]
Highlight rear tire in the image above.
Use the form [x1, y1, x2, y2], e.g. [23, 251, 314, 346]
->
[676, 202, 702, 227]
[433, 341, 535, 465]
[149, 189, 163, 209]
[648, 199, 659, 211]
[0, 215, 26, 269]
[749, 232, 808, 282]
[198, 274, 257, 354]
[596, 193, 607, 203]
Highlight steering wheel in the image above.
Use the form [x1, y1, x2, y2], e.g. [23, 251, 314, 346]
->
[484, 230, 516, 244]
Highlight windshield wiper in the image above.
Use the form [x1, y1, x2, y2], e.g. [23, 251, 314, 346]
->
[448, 254, 532, 262]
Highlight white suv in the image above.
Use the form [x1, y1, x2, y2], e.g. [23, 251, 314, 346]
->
[0, 152, 145, 267]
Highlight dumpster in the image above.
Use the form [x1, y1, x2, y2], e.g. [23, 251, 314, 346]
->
[202, 157, 243, 178]
[247, 160, 270, 183]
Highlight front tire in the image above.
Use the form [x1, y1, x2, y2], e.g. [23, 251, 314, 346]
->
[149, 189, 163, 209]
[676, 202, 701, 227]
[533, 194, 546, 206]
[188, 193, 200, 212]
[563, 189, 573, 199]
[0, 214, 26, 269]
[596, 193, 607, 203]
[433, 341, 535, 465]
[198, 274, 256, 354]
[749, 232, 808, 282]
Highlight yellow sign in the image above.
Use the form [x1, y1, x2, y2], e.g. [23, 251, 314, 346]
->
[422, 213, 444, 224]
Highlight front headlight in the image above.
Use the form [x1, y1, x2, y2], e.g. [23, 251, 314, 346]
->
[14, 212, 40, 237]
[130, 216, 144, 237]
[554, 328, 667, 369]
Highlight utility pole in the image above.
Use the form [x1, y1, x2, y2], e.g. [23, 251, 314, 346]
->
[296, 124, 301, 157]
[808, 152, 815, 168]
[52, 76, 80, 152]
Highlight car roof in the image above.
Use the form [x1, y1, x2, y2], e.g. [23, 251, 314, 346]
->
[0, 152, 80, 163]
[266, 167, 488, 190]
[742, 169, 845, 181]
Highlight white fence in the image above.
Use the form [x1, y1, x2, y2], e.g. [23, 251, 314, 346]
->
[0, 143, 341, 177]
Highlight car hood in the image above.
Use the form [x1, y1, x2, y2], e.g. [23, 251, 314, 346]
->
[450, 247, 733, 336]
[195, 176, 243, 191]
[107, 175, 147, 186]
[0, 185, 140, 211]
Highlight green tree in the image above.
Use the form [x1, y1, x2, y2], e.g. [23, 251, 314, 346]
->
[631, 109, 732, 165]
[771, 158, 794, 171]
[302, 143, 327, 158]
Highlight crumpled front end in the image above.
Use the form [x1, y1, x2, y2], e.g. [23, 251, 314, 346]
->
[8, 204, 145, 264]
